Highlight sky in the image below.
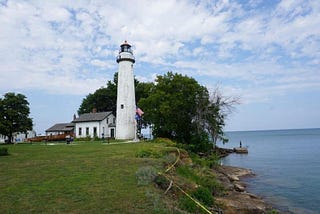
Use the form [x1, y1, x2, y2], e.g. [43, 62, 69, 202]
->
[0, 0, 319, 134]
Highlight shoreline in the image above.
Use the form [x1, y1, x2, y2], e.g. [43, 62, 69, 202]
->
[214, 148, 280, 214]
[214, 165, 273, 213]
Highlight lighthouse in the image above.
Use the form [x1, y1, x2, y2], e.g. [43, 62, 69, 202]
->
[115, 41, 136, 140]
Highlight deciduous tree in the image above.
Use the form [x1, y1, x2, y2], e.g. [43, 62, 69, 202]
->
[0, 92, 33, 143]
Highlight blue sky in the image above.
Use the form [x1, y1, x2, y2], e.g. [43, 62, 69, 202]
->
[0, 0, 319, 134]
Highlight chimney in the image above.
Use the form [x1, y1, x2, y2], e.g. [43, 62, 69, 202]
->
[73, 114, 76, 120]
[92, 108, 97, 113]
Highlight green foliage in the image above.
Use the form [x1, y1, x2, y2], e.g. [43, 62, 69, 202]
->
[267, 209, 280, 214]
[135, 166, 158, 186]
[191, 186, 214, 207]
[190, 153, 220, 169]
[78, 84, 117, 115]
[78, 72, 153, 115]
[152, 138, 177, 147]
[154, 174, 170, 190]
[186, 131, 212, 153]
[176, 156, 224, 197]
[199, 173, 224, 196]
[179, 195, 198, 213]
[177, 165, 201, 183]
[138, 72, 237, 153]
[135, 149, 164, 158]
[144, 190, 168, 214]
[0, 92, 33, 143]
[178, 187, 213, 214]
[139, 72, 209, 145]
[0, 147, 9, 156]
[162, 152, 177, 166]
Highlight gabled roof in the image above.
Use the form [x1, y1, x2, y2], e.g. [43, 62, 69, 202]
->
[46, 123, 74, 132]
[73, 112, 113, 123]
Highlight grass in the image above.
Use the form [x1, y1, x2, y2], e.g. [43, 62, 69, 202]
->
[0, 141, 171, 213]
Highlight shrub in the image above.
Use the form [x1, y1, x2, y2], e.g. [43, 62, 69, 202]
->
[153, 138, 176, 147]
[179, 187, 213, 214]
[199, 175, 224, 196]
[179, 195, 198, 213]
[135, 149, 163, 158]
[176, 165, 201, 183]
[135, 166, 158, 185]
[162, 153, 177, 166]
[191, 186, 214, 207]
[0, 147, 9, 156]
[186, 132, 211, 153]
[154, 174, 170, 190]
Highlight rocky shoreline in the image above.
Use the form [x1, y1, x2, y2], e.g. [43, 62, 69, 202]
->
[213, 148, 280, 214]
[214, 165, 271, 214]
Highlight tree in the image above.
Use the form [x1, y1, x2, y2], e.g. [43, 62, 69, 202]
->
[138, 72, 209, 145]
[139, 72, 239, 152]
[78, 72, 153, 115]
[0, 92, 33, 143]
[194, 85, 240, 146]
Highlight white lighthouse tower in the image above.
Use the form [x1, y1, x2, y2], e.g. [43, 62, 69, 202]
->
[115, 41, 136, 140]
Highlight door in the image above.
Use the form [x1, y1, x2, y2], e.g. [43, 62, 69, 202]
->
[110, 128, 115, 138]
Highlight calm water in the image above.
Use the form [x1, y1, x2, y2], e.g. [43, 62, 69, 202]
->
[217, 128, 320, 214]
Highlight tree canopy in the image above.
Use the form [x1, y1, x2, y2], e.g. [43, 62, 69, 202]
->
[0, 92, 33, 143]
[78, 72, 153, 115]
[138, 72, 238, 152]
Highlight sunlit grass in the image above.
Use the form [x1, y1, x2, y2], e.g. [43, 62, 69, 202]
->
[0, 141, 169, 213]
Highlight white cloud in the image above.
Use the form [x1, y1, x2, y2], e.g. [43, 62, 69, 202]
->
[0, 0, 319, 102]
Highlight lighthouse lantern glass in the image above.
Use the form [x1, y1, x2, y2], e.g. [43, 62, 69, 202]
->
[120, 44, 132, 54]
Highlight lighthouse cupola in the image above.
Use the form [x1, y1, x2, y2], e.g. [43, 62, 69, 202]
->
[116, 40, 135, 63]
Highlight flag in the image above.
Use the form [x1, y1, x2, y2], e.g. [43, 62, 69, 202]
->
[136, 107, 144, 117]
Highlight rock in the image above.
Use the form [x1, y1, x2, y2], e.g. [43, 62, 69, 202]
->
[216, 191, 267, 214]
[234, 183, 245, 192]
[234, 147, 248, 154]
[214, 165, 270, 213]
[228, 175, 240, 181]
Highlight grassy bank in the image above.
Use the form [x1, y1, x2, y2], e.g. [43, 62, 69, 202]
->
[0, 141, 171, 213]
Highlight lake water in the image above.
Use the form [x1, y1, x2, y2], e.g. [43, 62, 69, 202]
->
[217, 128, 320, 214]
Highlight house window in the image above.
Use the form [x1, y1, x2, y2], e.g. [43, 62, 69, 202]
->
[121, 104, 124, 109]
[93, 127, 97, 137]
[107, 118, 109, 124]
[113, 118, 116, 124]
[79, 127, 82, 136]
[86, 127, 89, 136]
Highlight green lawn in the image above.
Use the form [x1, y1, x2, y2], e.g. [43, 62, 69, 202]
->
[0, 142, 171, 213]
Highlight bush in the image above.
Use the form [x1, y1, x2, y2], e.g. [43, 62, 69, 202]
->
[176, 165, 201, 183]
[154, 174, 170, 190]
[135, 166, 158, 185]
[186, 132, 211, 153]
[135, 149, 163, 158]
[190, 153, 220, 168]
[179, 187, 214, 214]
[191, 186, 214, 207]
[0, 147, 9, 156]
[162, 153, 177, 166]
[199, 175, 224, 196]
[153, 138, 176, 147]
[179, 195, 198, 213]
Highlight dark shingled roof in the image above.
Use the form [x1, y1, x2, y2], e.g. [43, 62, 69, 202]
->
[46, 123, 74, 132]
[72, 112, 113, 123]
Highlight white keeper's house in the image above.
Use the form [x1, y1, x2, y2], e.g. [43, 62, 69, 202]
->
[72, 111, 116, 139]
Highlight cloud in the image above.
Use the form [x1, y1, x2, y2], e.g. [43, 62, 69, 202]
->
[0, 0, 319, 103]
